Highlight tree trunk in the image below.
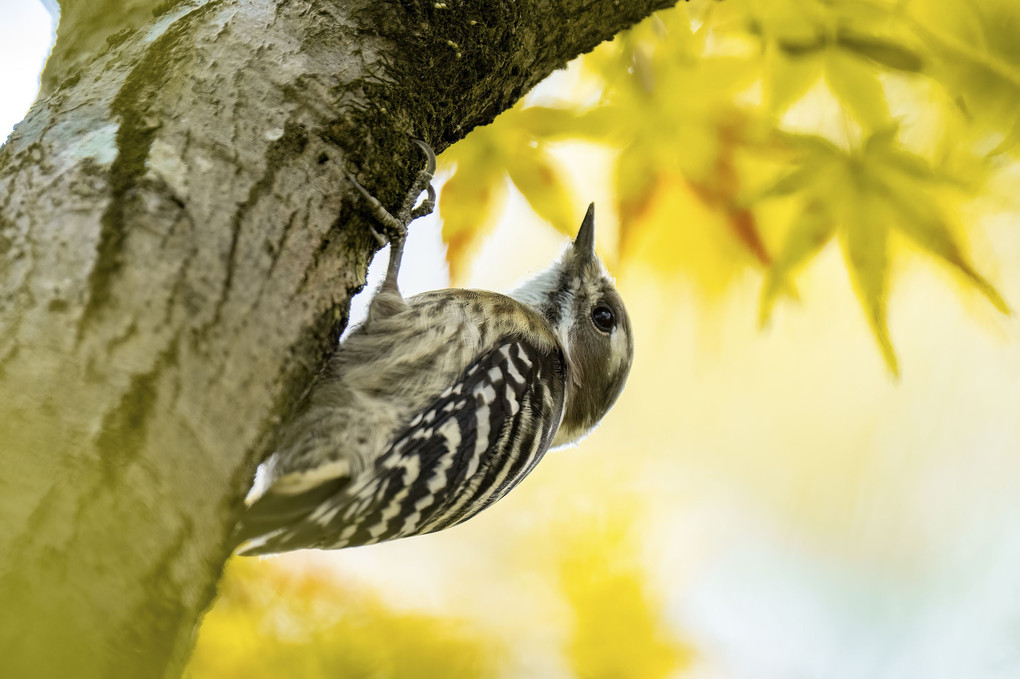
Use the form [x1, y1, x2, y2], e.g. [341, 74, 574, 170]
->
[0, 0, 676, 676]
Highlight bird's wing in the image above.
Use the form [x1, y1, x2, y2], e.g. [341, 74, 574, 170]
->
[235, 334, 565, 555]
[232, 470, 351, 553]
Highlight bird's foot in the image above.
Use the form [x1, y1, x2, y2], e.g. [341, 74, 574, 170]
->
[347, 138, 436, 248]
[347, 138, 437, 292]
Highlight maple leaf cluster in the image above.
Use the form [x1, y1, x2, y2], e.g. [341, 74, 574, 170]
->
[437, 0, 1020, 373]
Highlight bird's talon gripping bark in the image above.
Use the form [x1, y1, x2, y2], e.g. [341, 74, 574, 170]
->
[411, 183, 437, 221]
[347, 138, 436, 249]
[347, 173, 404, 245]
[346, 138, 437, 292]
[401, 139, 437, 223]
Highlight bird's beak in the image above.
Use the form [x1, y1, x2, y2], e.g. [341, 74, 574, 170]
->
[573, 202, 596, 260]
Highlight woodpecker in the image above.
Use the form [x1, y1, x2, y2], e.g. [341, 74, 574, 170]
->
[234, 140, 633, 555]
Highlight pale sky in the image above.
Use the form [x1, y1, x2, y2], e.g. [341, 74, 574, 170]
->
[0, 1, 53, 140]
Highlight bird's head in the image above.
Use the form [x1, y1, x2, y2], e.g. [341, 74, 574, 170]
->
[511, 203, 634, 446]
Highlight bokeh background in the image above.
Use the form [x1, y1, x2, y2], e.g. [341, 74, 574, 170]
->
[5, 1, 1020, 676]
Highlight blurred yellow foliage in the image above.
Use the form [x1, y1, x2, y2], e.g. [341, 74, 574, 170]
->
[187, 559, 501, 679]
[438, 0, 1020, 372]
[191, 513, 692, 678]
[556, 514, 693, 679]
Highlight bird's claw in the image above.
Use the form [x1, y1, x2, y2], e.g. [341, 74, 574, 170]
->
[347, 137, 436, 247]
[346, 138, 437, 293]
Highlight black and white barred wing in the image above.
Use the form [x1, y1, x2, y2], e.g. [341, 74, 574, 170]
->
[237, 335, 565, 555]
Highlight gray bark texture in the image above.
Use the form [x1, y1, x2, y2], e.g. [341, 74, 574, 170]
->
[0, 0, 677, 677]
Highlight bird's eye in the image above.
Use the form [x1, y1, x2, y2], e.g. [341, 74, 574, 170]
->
[591, 304, 615, 333]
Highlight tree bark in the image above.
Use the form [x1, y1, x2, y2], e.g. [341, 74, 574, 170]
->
[0, 0, 676, 677]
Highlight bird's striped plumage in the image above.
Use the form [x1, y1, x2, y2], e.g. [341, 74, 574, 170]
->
[238, 332, 564, 554]
[234, 199, 632, 556]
